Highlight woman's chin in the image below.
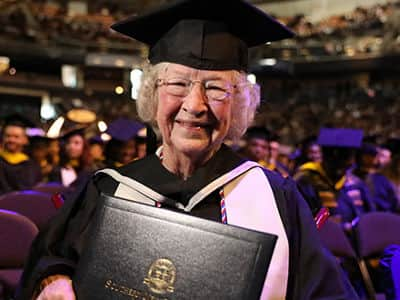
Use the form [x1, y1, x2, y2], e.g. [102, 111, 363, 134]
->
[169, 137, 213, 157]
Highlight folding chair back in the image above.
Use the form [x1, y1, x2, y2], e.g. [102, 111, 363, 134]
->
[33, 182, 70, 195]
[353, 212, 400, 300]
[0, 209, 38, 297]
[355, 212, 400, 258]
[318, 219, 356, 259]
[0, 190, 58, 230]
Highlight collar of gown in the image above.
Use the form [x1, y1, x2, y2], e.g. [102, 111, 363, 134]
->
[119, 144, 246, 206]
[0, 150, 29, 164]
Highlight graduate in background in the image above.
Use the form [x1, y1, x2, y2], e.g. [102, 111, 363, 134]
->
[238, 126, 270, 167]
[294, 128, 376, 225]
[0, 114, 42, 194]
[352, 143, 399, 213]
[103, 118, 145, 167]
[48, 128, 95, 188]
[28, 135, 56, 182]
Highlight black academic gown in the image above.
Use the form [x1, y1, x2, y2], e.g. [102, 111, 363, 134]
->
[0, 156, 42, 195]
[16, 145, 358, 300]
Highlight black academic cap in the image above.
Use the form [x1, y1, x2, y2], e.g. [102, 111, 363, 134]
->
[111, 0, 294, 71]
[61, 126, 87, 141]
[105, 118, 145, 142]
[244, 126, 270, 141]
[89, 135, 104, 145]
[359, 143, 378, 156]
[269, 132, 281, 143]
[2, 114, 35, 129]
[299, 135, 318, 147]
[362, 134, 380, 145]
[29, 135, 51, 148]
[317, 128, 364, 148]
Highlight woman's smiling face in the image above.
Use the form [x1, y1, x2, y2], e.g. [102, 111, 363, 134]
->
[156, 63, 235, 158]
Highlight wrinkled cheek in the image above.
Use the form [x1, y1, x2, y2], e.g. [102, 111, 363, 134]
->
[156, 112, 173, 143]
[212, 118, 230, 142]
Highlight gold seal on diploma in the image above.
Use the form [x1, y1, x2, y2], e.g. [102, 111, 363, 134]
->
[144, 258, 176, 294]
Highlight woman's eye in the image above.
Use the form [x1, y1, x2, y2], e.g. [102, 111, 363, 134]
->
[206, 84, 226, 92]
[169, 80, 187, 87]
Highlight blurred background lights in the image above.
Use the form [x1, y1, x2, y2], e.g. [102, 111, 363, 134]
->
[40, 96, 56, 120]
[97, 120, 108, 132]
[130, 68, 143, 100]
[47, 116, 65, 138]
[115, 86, 124, 95]
[259, 58, 277, 66]
[101, 132, 111, 141]
[114, 59, 125, 67]
[247, 74, 257, 84]
[0, 56, 10, 74]
[61, 65, 78, 88]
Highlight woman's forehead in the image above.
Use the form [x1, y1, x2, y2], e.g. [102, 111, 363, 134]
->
[162, 63, 236, 80]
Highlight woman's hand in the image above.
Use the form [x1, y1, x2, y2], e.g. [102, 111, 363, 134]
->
[36, 275, 76, 300]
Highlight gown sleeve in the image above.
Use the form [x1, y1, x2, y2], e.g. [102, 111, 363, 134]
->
[277, 176, 359, 300]
[15, 175, 116, 300]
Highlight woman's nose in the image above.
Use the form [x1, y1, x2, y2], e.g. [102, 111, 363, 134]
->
[181, 84, 208, 115]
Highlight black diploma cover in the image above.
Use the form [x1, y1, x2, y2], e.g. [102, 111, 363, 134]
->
[73, 193, 277, 299]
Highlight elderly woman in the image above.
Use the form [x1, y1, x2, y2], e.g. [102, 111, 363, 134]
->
[17, 0, 358, 299]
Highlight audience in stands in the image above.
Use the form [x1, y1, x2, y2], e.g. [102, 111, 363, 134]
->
[1, 0, 399, 58]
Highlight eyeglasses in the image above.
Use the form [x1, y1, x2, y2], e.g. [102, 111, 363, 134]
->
[156, 78, 237, 103]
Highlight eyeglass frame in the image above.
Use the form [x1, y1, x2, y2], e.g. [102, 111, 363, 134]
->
[155, 77, 241, 103]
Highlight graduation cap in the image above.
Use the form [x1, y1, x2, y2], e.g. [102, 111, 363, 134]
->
[359, 143, 378, 156]
[111, 0, 294, 71]
[29, 135, 51, 149]
[89, 135, 104, 145]
[244, 126, 270, 141]
[2, 114, 35, 129]
[317, 128, 364, 148]
[61, 126, 88, 141]
[105, 118, 145, 142]
[362, 134, 379, 145]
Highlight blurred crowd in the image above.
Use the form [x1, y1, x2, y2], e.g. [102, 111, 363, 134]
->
[0, 0, 140, 52]
[1, 0, 400, 57]
[1, 112, 399, 216]
[0, 109, 399, 299]
[256, 80, 400, 145]
[0, 116, 148, 195]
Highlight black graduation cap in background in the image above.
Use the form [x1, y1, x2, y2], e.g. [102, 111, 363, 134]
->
[317, 128, 364, 148]
[358, 143, 378, 156]
[29, 135, 51, 149]
[61, 126, 87, 141]
[111, 0, 294, 71]
[2, 113, 35, 129]
[244, 126, 270, 141]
